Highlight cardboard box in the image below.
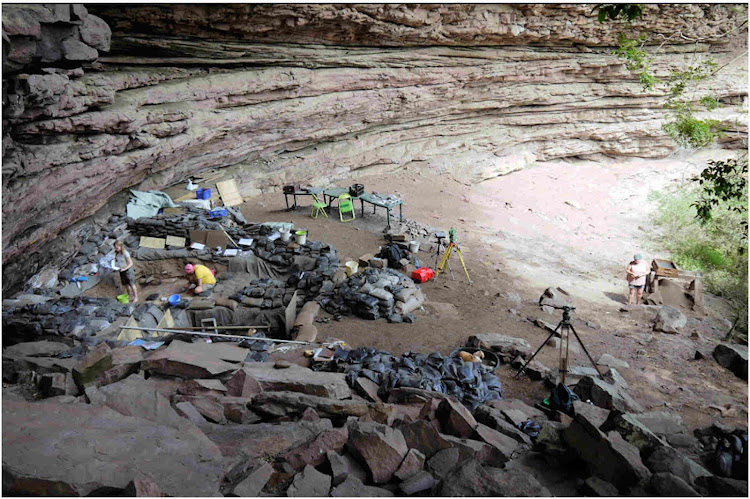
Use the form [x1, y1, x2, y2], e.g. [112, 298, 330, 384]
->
[359, 253, 375, 268]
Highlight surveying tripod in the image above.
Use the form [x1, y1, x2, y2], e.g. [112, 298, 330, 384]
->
[435, 228, 472, 285]
[515, 305, 603, 384]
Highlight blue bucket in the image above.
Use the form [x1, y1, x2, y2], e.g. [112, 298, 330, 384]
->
[168, 294, 181, 306]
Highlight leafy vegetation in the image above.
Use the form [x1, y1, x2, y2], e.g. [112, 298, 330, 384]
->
[592, 4, 644, 23]
[649, 182, 748, 335]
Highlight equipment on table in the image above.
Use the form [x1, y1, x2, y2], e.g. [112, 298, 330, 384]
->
[283, 184, 300, 194]
[349, 183, 365, 197]
[515, 305, 603, 384]
[338, 193, 355, 222]
[435, 227, 471, 284]
[311, 194, 328, 219]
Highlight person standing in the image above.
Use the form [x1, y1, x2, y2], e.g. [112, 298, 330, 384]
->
[114, 241, 138, 303]
[626, 254, 649, 305]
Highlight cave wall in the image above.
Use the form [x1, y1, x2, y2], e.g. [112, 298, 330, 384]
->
[2, 4, 747, 293]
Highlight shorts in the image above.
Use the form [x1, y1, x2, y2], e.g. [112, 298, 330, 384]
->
[628, 283, 645, 289]
[120, 268, 135, 286]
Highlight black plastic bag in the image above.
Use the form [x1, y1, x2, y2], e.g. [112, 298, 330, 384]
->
[549, 383, 579, 416]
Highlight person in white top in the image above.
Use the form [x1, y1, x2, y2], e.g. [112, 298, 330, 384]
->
[626, 254, 649, 305]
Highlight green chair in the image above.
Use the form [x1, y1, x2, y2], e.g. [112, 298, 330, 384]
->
[311, 194, 328, 219]
[338, 193, 355, 222]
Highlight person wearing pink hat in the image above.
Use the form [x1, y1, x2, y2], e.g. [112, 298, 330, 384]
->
[183, 263, 216, 295]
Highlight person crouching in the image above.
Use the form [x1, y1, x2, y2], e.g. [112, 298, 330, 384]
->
[183, 263, 216, 295]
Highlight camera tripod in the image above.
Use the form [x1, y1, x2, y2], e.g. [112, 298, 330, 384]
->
[515, 305, 603, 384]
[435, 228, 472, 285]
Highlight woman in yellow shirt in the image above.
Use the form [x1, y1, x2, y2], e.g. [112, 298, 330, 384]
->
[183, 263, 216, 295]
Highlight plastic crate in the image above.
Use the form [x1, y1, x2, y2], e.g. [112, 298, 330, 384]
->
[196, 188, 211, 200]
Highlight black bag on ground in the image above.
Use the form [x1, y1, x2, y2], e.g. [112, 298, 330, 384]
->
[379, 244, 404, 268]
[549, 383, 579, 416]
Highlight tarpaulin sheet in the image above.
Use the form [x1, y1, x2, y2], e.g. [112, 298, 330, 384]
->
[126, 190, 178, 219]
[228, 253, 316, 281]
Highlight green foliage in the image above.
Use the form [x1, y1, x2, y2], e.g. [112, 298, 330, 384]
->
[699, 95, 720, 110]
[692, 157, 749, 238]
[649, 184, 748, 332]
[662, 113, 724, 149]
[593, 4, 644, 23]
[613, 33, 659, 90]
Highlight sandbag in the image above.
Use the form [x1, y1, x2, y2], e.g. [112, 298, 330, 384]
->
[295, 324, 318, 343]
[188, 299, 216, 310]
[369, 288, 394, 303]
[394, 290, 424, 315]
[242, 297, 264, 308]
[294, 301, 320, 327]
[214, 297, 237, 311]
[395, 287, 417, 302]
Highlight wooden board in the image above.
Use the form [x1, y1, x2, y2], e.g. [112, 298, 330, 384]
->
[162, 207, 185, 215]
[166, 236, 186, 248]
[117, 316, 144, 342]
[216, 179, 243, 206]
[139, 236, 166, 249]
[285, 290, 299, 336]
[190, 229, 228, 248]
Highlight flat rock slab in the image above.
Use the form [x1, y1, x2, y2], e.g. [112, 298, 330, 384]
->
[597, 353, 629, 369]
[3, 340, 70, 357]
[440, 460, 550, 496]
[346, 421, 408, 483]
[633, 411, 687, 438]
[233, 461, 274, 497]
[330, 475, 394, 497]
[287, 465, 332, 497]
[200, 419, 332, 461]
[142, 340, 243, 378]
[243, 363, 351, 399]
[469, 333, 531, 356]
[2, 400, 223, 497]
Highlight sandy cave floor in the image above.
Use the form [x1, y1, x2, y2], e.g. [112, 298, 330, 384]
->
[89, 150, 747, 432]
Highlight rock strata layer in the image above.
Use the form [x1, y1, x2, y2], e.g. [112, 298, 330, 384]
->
[2, 4, 747, 292]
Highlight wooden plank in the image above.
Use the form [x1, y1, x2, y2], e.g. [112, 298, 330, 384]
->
[139, 236, 166, 249]
[162, 207, 185, 215]
[166, 236, 186, 247]
[285, 290, 299, 336]
[116, 316, 144, 342]
[216, 179, 243, 206]
[174, 192, 196, 202]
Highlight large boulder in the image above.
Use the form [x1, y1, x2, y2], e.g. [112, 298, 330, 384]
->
[644, 446, 711, 486]
[713, 343, 748, 380]
[232, 461, 274, 497]
[72, 343, 112, 388]
[142, 340, 244, 378]
[2, 400, 223, 496]
[600, 411, 668, 454]
[474, 404, 533, 446]
[242, 363, 352, 399]
[649, 472, 700, 497]
[439, 459, 550, 496]
[574, 376, 644, 413]
[251, 391, 372, 421]
[346, 421, 409, 483]
[473, 423, 519, 464]
[399, 420, 454, 459]
[564, 412, 651, 491]
[286, 465, 332, 497]
[653, 306, 687, 334]
[437, 397, 478, 438]
[279, 427, 349, 471]
[632, 411, 688, 439]
[330, 475, 394, 497]
[468, 333, 532, 357]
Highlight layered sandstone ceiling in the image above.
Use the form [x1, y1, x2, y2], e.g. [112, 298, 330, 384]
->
[2, 4, 747, 293]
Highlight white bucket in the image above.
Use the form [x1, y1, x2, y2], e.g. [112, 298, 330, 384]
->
[280, 229, 291, 242]
[409, 241, 420, 253]
[345, 261, 358, 276]
[295, 230, 307, 245]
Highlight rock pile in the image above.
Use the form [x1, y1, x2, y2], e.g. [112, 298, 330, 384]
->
[326, 348, 503, 410]
[319, 267, 425, 323]
[3, 334, 747, 497]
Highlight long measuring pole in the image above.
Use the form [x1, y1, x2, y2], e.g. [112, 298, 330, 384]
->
[118, 326, 310, 344]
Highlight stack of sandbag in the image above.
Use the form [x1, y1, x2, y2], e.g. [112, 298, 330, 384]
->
[318, 347, 503, 410]
[318, 268, 425, 323]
